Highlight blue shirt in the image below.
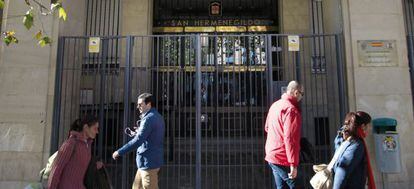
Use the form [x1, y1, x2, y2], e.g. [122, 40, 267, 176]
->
[117, 108, 165, 170]
[332, 132, 367, 189]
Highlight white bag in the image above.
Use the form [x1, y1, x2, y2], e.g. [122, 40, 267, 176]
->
[310, 141, 344, 189]
[310, 164, 333, 189]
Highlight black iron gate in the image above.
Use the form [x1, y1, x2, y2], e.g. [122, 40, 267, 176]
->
[52, 34, 346, 189]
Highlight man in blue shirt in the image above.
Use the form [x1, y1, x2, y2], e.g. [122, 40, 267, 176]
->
[112, 93, 165, 189]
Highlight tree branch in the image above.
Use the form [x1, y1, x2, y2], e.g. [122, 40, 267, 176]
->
[30, 0, 48, 10]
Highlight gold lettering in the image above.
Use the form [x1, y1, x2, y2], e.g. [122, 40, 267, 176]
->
[211, 20, 217, 26]
[218, 20, 223, 25]
[229, 20, 234, 26]
[205, 20, 210, 26]
[254, 20, 261, 25]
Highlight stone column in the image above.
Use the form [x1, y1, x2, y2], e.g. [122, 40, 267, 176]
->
[0, 0, 61, 188]
[121, 0, 153, 96]
[341, 0, 414, 188]
[280, 0, 311, 34]
[121, 0, 153, 35]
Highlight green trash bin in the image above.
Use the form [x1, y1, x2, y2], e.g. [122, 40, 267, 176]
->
[372, 118, 402, 173]
[372, 118, 397, 134]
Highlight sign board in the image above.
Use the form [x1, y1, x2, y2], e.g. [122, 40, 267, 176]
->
[357, 40, 398, 67]
[88, 37, 100, 53]
[288, 35, 300, 51]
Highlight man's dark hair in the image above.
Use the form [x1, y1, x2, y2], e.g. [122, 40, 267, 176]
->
[138, 93, 154, 106]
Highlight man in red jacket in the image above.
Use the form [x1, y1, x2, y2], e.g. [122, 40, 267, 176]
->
[265, 80, 303, 189]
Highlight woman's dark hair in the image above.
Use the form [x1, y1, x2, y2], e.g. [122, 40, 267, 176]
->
[342, 111, 372, 139]
[356, 111, 372, 125]
[70, 114, 99, 132]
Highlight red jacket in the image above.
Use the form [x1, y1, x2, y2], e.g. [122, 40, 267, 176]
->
[265, 93, 302, 167]
[48, 131, 92, 189]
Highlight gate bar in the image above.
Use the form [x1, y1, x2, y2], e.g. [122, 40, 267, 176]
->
[51, 37, 65, 154]
[98, 39, 109, 158]
[122, 36, 133, 189]
[266, 35, 274, 104]
[195, 34, 202, 189]
[335, 35, 346, 122]
[295, 51, 301, 82]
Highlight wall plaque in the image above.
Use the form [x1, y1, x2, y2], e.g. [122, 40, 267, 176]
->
[357, 40, 397, 67]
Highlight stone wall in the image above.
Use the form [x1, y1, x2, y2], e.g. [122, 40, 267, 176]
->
[0, 0, 58, 188]
[341, 0, 414, 188]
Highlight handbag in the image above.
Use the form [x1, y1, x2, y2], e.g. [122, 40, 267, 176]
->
[84, 156, 112, 189]
[309, 164, 333, 189]
[310, 143, 342, 189]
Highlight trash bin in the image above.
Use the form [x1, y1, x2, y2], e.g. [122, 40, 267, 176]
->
[373, 118, 402, 173]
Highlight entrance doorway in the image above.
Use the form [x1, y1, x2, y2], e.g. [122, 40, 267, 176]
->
[52, 33, 346, 189]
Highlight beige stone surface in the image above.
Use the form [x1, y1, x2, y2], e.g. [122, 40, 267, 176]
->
[342, 0, 414, 187]
[348, 0, 400, 15]
[0, 0, 60, 188]
[356, 95, 414, 188]
[122, 0, 152, 35]
[281, 0, 310, 33]
[323, 0, 342, 33]
[0, 181, 31, 189]
[0, 151, 42, 181]
[0, 123, 45, 152]
[60, 0, 87, 36]
[353, 67, 412, 95]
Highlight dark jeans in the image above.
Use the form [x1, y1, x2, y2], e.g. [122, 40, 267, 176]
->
[268, 163, 296, 189]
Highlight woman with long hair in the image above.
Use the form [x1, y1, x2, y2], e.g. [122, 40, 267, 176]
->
[332, 111, 376, 189]
[48, 115, 99, 189]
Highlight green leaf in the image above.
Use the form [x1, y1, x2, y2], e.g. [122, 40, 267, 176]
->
[58, 7, 67, 21]
[38, 36, 51, 47]
[23, 9, 34, 30]
[0, 0, 4, 9]
[3, 31, 19, 46]
[34, 31, 42, 40]
[4, 37, 11, 45]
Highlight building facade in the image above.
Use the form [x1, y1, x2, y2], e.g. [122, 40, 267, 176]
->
[0, 0, 413, 188]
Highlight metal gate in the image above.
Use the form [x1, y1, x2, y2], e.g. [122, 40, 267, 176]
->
[51, 34, 346, 189]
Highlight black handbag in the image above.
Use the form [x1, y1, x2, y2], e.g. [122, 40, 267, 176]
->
[84, 156, 112, 189]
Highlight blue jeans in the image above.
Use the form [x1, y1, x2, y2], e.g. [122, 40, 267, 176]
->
[268, 163, 296, 189]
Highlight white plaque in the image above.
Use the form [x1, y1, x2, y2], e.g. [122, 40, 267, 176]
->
[288, 35, 300, 51]
[357, 40, 397, 67]
[89, 37, 101, 53]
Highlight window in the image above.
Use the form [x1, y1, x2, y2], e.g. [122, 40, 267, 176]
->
[311, 55, 326, 74]
[314, 117, 330, 146]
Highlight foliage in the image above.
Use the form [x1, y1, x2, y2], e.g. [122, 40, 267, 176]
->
[0, 0, 67, 46]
